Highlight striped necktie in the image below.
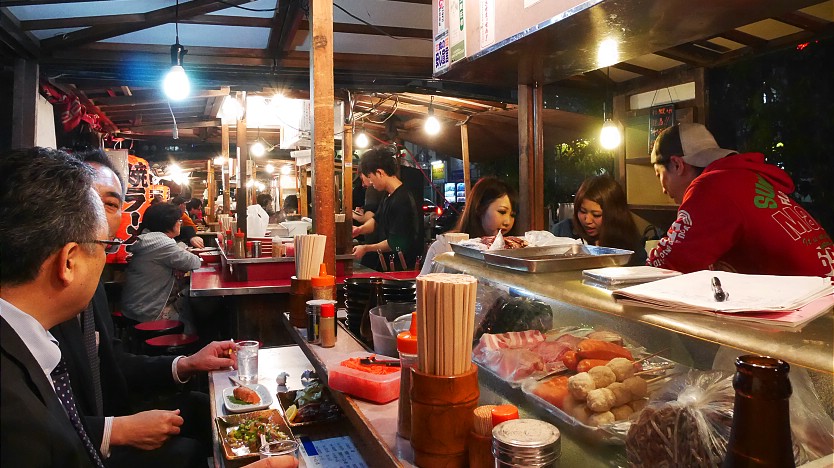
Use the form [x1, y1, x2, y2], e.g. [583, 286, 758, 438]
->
[81, 304, 103, 416]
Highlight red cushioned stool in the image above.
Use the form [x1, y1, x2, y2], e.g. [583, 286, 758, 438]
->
[132, 320, 184, 352]
[110, 310, 128, 340]
[143, 333, 200, 356]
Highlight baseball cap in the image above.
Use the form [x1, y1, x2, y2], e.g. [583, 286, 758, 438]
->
[651, 123, 736, 167]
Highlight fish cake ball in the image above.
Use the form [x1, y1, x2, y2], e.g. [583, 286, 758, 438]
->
[586, 387, 616, 412]
[571, 404, 593, 424]
[623, 376, 648, 398]
[588, 365, 616, 388]
[629, 398, 648, 412]
[606, 357, 635, 382]
[610, 404, 634, 421]
[587, 411, 615, 427]
[607, 381, 632, 407]
[567, 372, 595, 401]
[562, 394, 582, 414]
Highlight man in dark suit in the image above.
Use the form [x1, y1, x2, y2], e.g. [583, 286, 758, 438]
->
[51, 150, 238, 468]
[1, 147, 110, 467]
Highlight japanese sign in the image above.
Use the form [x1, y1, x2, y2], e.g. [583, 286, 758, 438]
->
[110, 155, 168, 263]
[434, 30, 451, 74]
[649, 104, 675, 154]
[449, 0, 466, 63]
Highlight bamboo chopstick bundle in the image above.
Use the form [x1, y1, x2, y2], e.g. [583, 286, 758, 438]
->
[294, 234, 327, 279]
[416, 273, 478, 376]
[473, 405, 497, 437]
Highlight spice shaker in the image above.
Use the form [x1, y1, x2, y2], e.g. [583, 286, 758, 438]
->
[396, 313, 418, 439]
[492, 419, 561, 468]
[319, 302, 336, 348]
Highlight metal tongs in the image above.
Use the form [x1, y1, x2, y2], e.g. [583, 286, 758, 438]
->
[359, 356, 401, 367]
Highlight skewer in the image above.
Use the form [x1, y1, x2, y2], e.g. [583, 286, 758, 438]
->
[634, 364, 676, 377]
[634, 348, 671, 365]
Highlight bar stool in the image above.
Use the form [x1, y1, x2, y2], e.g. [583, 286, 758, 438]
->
[110, 309, 128, 340]
[143, 333, 200, 356]
[132, 320, 184, 352]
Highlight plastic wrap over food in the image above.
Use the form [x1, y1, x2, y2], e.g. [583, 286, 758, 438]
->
[626, 370, 735, 467]
[472, 330, 570, 385]
[474, 295, 553, 341]
[523, 230, 582, 247]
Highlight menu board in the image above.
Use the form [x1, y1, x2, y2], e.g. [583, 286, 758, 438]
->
[649, 104, 675, 153]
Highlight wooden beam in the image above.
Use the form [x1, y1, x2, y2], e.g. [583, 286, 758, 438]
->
[235, 92, 249, 239]
[1, 8, 41, 58]
[717, 29, 768, 48]
[206, 159, 216, 222]
[222, 123, 231, 213]
[93, 88, 229, 106]
[299, 20, 431, 39]
[124, 119, 220, 132]
[517, 84, 544, 232]
[310, 0, 336, 274]
[612, 61, 660, 78]
[460, 123, 471, 195]
[267, 0, 303, 58]
[40, 0, 257, 51]
[774, 11, 829, 32]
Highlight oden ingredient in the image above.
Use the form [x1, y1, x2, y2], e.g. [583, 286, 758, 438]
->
[233, 386, 261, 404]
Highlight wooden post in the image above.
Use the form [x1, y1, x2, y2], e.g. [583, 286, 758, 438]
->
[343, 123, 353, 215]
[518, 84, 545, 231]
[236, 91, 248, 237]
[460, 123, 471, 194]
[298, 168, 308, 217]
[310, 0, 336, 274]
[222, 123, 231, 214]
[12, 59, 38, 149]
[206, 159, 216, 222]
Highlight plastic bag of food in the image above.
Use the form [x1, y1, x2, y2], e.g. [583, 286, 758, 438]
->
[474, 295, 553, 340]
[523, 230, 581, 247]
[472, 330, 569, 384]
[626, 370, 735, 467]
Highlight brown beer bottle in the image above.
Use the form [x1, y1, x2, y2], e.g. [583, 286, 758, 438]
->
[722, 355, 795, 468]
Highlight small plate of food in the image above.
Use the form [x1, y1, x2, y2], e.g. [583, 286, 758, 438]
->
[215, 409, 293, 459]
[223, 383, 273, 413]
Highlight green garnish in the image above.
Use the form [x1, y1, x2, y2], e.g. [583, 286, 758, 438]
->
[227, 395, 250, 405]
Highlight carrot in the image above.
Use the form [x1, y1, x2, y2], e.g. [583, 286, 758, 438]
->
[561, 350, 579, 371]
[576, 339, 634, 361]
[576, 359, 610, 373]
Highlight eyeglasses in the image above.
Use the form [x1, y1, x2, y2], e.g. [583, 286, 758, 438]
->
[81, 239, 123, 254]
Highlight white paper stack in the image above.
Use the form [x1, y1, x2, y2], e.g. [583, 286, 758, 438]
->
[613, 270, 834, 328]
[583, 266, 682, 285]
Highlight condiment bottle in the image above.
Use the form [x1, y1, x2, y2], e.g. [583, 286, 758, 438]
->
[722, 355, 795, 468]
[233, 229, 246, 258]
[360, 278, 385, 343]
[491, 404, 519, 427]
[396, 313, 418, 439]
[311, 263, 335, 300]
[271, 237, 282, 258]
[319, 303, 336, 348]
[245, 240, 254, 258]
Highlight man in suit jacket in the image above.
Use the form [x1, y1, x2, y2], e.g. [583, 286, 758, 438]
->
[51, 150, 237, 468]
[1, 147, 110, 467]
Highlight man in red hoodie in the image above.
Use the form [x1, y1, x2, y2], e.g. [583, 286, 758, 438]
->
[648, 123, 833, 276]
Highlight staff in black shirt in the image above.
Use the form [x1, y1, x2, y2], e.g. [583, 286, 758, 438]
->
[352, 147, 421, 271]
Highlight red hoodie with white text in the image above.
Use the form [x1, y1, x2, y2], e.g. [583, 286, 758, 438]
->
[648, 153, 833, 276]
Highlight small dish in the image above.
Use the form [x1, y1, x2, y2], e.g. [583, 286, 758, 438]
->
[215, 409, 293, 460]
[222, 384, 273, 413]
[276, 388, 342, 427]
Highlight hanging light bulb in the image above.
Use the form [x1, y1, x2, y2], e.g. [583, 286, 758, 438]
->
[213, 155, 226, 166]
[250, 141, 266, 157]
[424, 96, 441, 135]
[265, 163, 275, 174]
[280, 164, 292, 175]
[600, 120, 621, 149]
[163, 1, 189, 101]
[355, 131, 369, 148]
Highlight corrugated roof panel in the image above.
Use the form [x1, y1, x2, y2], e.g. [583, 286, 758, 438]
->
[204, 0, 277, 19]
[293, 31, 431, 57]
[8, 0, 171, 21]
[100, 23, 270, 48]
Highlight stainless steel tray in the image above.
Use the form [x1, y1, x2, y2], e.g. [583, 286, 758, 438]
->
[482, 245, 633, 273]
[449, 242, 490, 260]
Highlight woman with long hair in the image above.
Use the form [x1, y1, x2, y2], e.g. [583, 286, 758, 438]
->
[551, 175, 646, 265]
[420, 177, 519, 275]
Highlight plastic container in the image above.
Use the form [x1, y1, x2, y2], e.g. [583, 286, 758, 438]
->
[492, 405, 520, 427]
[326, 351, 401, 404]
[246, 241, 254, 258]
[311, 263, 336, 300]
[320, 303, 336, 348]
[233, 229, 246, 258]
[397, 313, 418, 439]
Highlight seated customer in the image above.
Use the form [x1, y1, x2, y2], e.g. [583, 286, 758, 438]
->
[649, 123, 833, 275]
[171, 196, 204, 248]
[122, 203, 202, 330]
[551, 175, 646, 266]
[420, 177, 519, 275]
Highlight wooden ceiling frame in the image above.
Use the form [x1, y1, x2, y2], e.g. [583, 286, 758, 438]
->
[1, 7, 41, 58]
[40, 0, 259, 51]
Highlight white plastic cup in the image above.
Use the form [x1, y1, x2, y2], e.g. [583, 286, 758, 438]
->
[236, 340, 259, 383]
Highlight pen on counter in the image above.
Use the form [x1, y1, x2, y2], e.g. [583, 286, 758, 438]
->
[711, 276, 729, 302]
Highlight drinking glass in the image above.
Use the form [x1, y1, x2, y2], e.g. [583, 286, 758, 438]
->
[259, 440, 299, 459]
[236, 340, 259, 383]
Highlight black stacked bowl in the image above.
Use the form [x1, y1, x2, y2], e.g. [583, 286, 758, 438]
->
[343, 277, 416, 337]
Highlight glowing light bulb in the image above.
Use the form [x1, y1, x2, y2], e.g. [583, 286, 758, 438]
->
[213, 155, 226, 166]
[355, 132, 369, 148]
[250, 141, 266, 157]
[163, 65, 190, 101]
[600, 120, 622, 150]
[280, 165, 292, 175]
[265, 163, 275, 174]
[424, 115, 441, 135]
